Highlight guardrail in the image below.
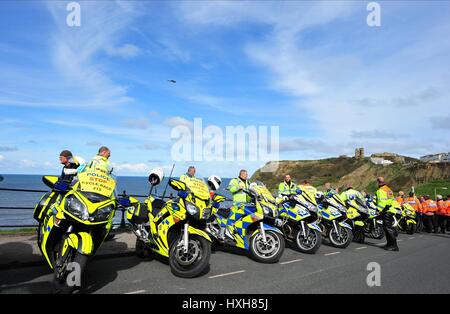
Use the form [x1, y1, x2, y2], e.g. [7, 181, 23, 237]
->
[0, 187, 174, 229]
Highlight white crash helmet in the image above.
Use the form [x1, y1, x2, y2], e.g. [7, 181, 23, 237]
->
[149, 167, 164, 185]
[207, 175, 222, 191]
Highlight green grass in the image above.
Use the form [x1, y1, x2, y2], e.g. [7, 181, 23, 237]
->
[0, 227, 36, 235]
[414, 180, 450, 198]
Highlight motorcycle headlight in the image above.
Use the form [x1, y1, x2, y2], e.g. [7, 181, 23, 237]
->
[202, 207, 212, 220]
[65, 195, 89, 221]
[93, 204, 115, 222]
[186, 202, 199, 216]
[262, 205, 275, 217]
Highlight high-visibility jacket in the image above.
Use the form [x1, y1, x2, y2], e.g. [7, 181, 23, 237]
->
[278, 181, 297, 196]
[88, 155, 112, 174]
[180, 174, 195, 184]
[437, 200, 447, 216]
[340, 188, 363, 202]
[422, 200, 438, 216]
[405, 197, 423, 213]
[299, 184, 317, 196]
[228, 177, 251, 204]
[445, 200, 450, 217]
[376, 184, 396, 214]
[396, 197, 404, 204]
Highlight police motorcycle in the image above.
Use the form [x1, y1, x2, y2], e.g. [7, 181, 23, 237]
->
[33, 161, 117, 293]
[363, 196, 384, 239]
[124, 168, 225, 278]
[396, 202, 417, 235]
[276, 188, 322, 254]
[206, 181, 285, 263]
[316, 192, 353, 248]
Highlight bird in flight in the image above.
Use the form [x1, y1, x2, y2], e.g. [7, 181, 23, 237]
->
[168, 80, 176, 83]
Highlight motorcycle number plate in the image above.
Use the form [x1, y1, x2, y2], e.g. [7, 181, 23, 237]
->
[330, 209, 341, 217]
[296, 205, 310, 217]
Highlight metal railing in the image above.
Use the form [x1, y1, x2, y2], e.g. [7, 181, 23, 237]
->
[0, 187, 174, 229]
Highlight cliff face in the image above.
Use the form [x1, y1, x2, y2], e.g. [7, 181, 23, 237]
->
[251, 157, 450, 193]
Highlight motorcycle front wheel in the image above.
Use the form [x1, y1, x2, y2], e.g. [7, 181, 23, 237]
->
[328, 225, 353, 248]
[169, 235, 211, 278]
[53, 249, 88, 294]
[293, 226, 321, 254]
[250, 230, 285, 263]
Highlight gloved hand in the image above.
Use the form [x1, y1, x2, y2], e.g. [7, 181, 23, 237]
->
[54, 181, 69, 191]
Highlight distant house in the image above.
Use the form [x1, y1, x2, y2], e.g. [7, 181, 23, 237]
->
[370, 157, 394, 166]
[420, 153, 450, 163]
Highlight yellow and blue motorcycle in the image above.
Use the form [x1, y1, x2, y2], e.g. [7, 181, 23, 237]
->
[277, 189, 322, 254]
[207, 182, 285, 263]
[125, 170, 223, 278]
[396, 202, 417, 235]
[316, 193, 353, 248]
[33, 165, 117, 293]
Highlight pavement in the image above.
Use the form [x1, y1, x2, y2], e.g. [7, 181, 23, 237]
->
[0, 231, 449, 294]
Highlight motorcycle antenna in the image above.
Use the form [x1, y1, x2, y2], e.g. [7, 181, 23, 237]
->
[162, 163, 175, 200]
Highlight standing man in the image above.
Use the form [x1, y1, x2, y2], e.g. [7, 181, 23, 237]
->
[406, 192, 423, 232]
[375, 177, 399, 251]
[324, 182, 338, 196]
[396, 191, 405, 204]
[228, 169, 252, 205]
[340, 183, 363, 202]
[180, 166, 196, 184]
[422, 195, 438, 233]
[299, 180, 317, 196]
[436, 195, 447, 234]
[446, 195, 450, 233]
[278, 175, 297, 198]
[89, 146, 112, 174]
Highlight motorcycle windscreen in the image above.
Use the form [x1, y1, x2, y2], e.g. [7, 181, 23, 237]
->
[185, 177, 210, 201]
[77, 166, 116, 197]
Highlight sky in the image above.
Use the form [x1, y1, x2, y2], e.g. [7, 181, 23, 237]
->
[0, 1, 449, 177]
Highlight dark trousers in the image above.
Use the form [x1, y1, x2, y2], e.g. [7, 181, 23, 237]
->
[423, 215, 438, 233]
[447, 217, 450, 232]
[382, 212, 398, 248]
[437, 215, 447, 233]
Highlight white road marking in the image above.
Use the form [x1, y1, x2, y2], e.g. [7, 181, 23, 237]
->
[397, 239, 403, 242]
[409, 237, 415, 240]
[376, 242, 387, 246]
[208, 270, 246, 279]
[355, 246, 367, 250]
[125, 290, 146, 294]
[280, 259, 303, 265]
[324, 252, 340, 256]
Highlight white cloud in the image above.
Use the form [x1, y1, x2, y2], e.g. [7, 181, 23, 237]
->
[111, 162, 150, 174]
[0, 155, 4, 162]
[164, 116, 194, 129]
[107, 44, 142, 59]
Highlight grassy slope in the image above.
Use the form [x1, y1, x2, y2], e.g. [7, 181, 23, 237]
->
[252, 157, 450, 195]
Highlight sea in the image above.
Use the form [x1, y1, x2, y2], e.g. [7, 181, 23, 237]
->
[0, 174, 232, 228]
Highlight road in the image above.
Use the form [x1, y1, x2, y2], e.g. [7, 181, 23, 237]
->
[1, 232, 449, 294]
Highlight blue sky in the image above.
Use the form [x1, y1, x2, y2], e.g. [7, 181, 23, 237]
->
[0, 1, 449, 177]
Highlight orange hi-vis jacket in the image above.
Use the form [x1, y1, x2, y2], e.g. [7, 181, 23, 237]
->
[396, 197, 404, 204]
[445, 200, 450, 217]
[422, 199, 438, 216]
[406, 197, 423, 213]
[437, 200, 447, 216]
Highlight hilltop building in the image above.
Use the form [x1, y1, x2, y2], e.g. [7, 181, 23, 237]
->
[420, 153, 450, 163]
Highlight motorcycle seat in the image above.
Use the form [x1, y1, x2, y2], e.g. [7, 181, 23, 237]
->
[216, 207, 231, 218]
